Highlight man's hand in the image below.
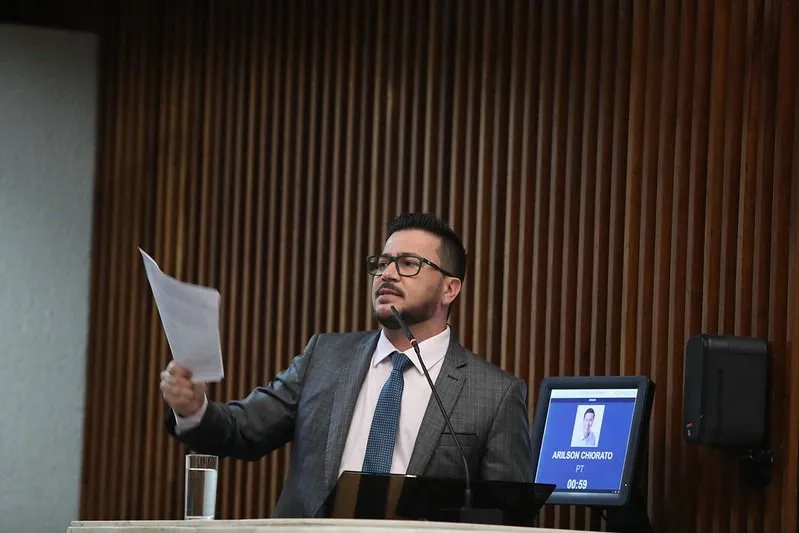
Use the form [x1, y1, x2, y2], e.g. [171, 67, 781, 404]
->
[160, 361, 207, 418]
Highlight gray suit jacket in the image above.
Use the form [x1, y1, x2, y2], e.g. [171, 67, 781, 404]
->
[166, 330, 534, 518]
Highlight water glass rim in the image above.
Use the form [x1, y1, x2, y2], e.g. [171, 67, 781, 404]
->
[185, 453, 218, 469]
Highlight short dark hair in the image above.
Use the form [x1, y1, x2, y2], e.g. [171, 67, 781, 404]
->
[584, 408, 595, 418]
[386, 213, 467, 280]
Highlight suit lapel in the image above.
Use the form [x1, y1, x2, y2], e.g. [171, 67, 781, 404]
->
[406, 338, 467, 476]
[323, 331, 379, 489]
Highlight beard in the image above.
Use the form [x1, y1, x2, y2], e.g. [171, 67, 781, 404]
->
[374, 295, 439, 330]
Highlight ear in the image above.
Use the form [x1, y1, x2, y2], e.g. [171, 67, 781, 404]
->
[441, 277, 462, 306]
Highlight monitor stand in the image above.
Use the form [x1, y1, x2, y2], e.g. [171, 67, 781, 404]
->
[602, 492, 653, 533]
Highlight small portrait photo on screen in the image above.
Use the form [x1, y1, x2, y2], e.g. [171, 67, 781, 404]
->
[570, 404, 605, 447]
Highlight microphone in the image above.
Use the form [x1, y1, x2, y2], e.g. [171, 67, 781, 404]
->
[390, 305, 473, 509]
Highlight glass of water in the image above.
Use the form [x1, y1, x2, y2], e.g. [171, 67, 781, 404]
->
[184, 453, 218, 520]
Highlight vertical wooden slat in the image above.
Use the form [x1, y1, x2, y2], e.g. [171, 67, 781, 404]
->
[119, 0, 151, 518]
[171, 2, 195, 518]
[560, 0, 585, 386]
[575, 0, 600, 380]
[685, 0, 713, 529]
[325, 0, 345, 332]
[484, 0, 502, 366]
[277, 4, 297, 491]
[290, 0, 309, 346]
[240, 0, 263, 517]
[528, 3, 554, 523]
[78, 2, 799, 532]
[487, 2, 509, 368]
[620, 0, 647, 378]
[515, 0, 541, 387]
[649, 0, 678, 524]
[261, 0, 283, 513]
[366, 0, 385, 317]
[96, 0, 132, 517]
[380, 1, 398, 227]
[499, 0, 527, 377]
[251, 1, 275, 519]
[232, 0, 252, 520]
[299, 0, 320, 345]
[545, 0, 568, 383]
[110, 9, 142, 515]
[149, 0, 175, 519]
[355, 0, 371, 315]
[421, 1, 439, 214]
[313, 0, 332, 334]
[786, 61, 799, 533]
[666, 0, 697, 527]
[394, 0, 410, 213]
[140, 53, 158, 517]
[263, 0, 288, 512]
[115, 2, 137, 513]
[472, 0, 493, 360]
[217, 0, 240, 517]
[543, 5, 570, 525]
[433, 0, 452, 219]
[83, 0, 118, 518]
[635, 0, 662, 383]
[453, 0, 479, 344]
[738, 0, 765, 527]
[724, 1, 749, 529]
[589, 0, 617, 381]
[767, 1, 798, 531]
[154, 0, 181, 518]
[339, 0, 358, 329]
[445, 0, 467, 297]
[407, 1, 425, 212]
[605, 0, 631, 380]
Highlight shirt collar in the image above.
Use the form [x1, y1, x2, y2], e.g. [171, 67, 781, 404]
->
[372, 326, 451, 374]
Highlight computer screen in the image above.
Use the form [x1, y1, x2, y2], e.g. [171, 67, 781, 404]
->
[530, 376, 654, 507]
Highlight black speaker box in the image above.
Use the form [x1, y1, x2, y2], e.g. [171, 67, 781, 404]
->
[683, 334, 769, 449]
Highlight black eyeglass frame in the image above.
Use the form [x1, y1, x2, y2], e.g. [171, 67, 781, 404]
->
[365, 253, 461, 279]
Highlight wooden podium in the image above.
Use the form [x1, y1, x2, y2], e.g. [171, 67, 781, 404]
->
[67, 518, 599, 532]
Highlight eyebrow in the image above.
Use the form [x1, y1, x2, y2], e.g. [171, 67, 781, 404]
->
[381, 252, 430, 257]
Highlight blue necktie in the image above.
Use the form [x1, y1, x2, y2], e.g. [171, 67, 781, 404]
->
[362, 351, 413, 473]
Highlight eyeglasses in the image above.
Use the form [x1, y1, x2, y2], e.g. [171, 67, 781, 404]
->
[366, 253, 459, 279]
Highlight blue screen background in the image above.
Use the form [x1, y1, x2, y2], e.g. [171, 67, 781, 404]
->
[535, 396, 636, 492]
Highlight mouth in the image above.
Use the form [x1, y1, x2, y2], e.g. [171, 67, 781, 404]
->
[376, 287, 403, 299]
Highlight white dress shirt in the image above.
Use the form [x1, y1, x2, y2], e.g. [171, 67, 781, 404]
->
[174, 327, 450, 477]
[337, 327, 449, 475]
[576, 431, 597, 447]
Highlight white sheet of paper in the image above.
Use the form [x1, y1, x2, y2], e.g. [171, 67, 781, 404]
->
[139, 248, 224, 382]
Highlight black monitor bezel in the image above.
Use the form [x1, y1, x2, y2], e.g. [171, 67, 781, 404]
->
[530, 375, 654, 507]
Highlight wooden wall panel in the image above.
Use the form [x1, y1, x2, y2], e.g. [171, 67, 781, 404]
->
[77, 1, 799, 531]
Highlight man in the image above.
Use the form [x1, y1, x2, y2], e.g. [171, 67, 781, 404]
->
[576, 408, 597, 447]
[160, 213, 534, 518]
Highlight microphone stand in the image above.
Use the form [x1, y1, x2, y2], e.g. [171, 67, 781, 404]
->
[390, 306, 503, 525]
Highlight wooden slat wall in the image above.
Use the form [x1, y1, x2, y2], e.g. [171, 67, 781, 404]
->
[79, 1, 799, 531]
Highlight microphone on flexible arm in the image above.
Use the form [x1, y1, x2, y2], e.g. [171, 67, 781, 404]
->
[389, 305, 474, 511]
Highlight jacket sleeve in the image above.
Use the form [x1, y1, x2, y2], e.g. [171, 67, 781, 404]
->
[164, 334, 319, 461]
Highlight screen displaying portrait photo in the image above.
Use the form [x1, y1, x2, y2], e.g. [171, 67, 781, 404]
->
[570, 404, 605, 447]
[534, 388, 637, 493]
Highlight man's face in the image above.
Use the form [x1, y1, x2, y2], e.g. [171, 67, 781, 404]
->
[583, 412, 595, 436]
[372, 229, 448, 328]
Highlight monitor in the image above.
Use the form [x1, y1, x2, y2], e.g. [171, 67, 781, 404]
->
[530, 376, 654, 507]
